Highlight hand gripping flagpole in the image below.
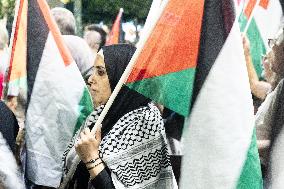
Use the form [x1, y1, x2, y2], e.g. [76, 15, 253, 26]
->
[59, 0, 169, 187]
[93, 0, 168, 135]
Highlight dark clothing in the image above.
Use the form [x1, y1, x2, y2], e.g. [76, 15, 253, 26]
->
[68, 44, 150, 189]
[91, 168, 114, 189]
[0, 101, 19, 154]
[163, 109, 184, 141]
[163, 109, 184, 184]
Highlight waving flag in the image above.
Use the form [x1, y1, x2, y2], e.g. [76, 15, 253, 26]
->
[126, 0, 204, 116]
[238, 0, 283, 77]
[106, 8, 124, 45]
[6, 0, 93, 187]
[4, 0, 28, 98]
[125, 0, 262, 188]
[180, 0, 262, 188]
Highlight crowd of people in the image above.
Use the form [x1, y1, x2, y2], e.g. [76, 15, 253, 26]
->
[0, 3, 284, 189]
[0, 7, 181, 189]
[243, 26, 284, 184]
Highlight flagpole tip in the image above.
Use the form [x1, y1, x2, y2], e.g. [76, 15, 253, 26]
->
[120, 8, 124, 13]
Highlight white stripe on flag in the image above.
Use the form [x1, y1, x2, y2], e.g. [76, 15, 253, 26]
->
[25, 32, 86, 187]
[180, 21, 255, 189]
[254, 0, 282, 49]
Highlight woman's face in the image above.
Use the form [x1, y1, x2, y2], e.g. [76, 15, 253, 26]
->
[88, 52, 111, 108]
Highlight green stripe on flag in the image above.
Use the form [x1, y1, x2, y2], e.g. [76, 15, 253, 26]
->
[238, 13, 247, 32]
[7, 77, 28, 88]
[237, 128, 263, 189]
[3, 76, 27, 99]
[74, 87, 93, 135]
[127, 68, 195, 116]
[239, 15, 266, 78]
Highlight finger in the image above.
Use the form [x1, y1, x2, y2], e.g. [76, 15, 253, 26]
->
[80, 131, 87, 141]
[84, 127, 91, 136]
[95, 125, 102, 142]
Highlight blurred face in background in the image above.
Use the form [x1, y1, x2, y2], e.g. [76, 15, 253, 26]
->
[269, 29, 284, 75]
[262, 53, 274, 83]
[84, 30, 102, 53]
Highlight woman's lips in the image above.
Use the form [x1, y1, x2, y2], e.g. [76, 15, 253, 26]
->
[91, 88, 98, 93]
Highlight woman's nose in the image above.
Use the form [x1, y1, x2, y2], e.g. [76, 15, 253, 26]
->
[88, 74, 95, 85]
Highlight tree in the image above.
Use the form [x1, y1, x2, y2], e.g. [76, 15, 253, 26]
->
[0, 0, 152, 34]
[79, 0, 152, 25]
[0, 0, 15, 36]
[0, 0, 15, 19]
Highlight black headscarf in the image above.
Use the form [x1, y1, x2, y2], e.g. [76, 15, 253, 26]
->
[100, 44, 151, 137]
[70, 45, 151, 188]
[0, 101, 19, 154]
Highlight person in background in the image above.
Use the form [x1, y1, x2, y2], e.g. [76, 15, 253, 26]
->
[84, 24, 107, 54]
[0, 24, 9, 97]
[51, 7, 94, 80]
[50, 7, 76, 36]
[242, 35, 272, 102]
[0, 101, 24, 189]
[253, 28, 284, 179]
[261, 53, 274, 86]
[0, 101, 19, 155]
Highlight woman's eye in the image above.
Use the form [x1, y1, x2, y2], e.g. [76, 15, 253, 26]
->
[97, 70, 105, 76]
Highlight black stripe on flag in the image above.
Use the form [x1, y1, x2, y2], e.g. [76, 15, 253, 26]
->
[191, 0, 235, 108]
[27, 0, 49, 105]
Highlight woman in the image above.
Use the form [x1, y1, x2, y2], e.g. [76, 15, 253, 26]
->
[61, 44, 177, 189]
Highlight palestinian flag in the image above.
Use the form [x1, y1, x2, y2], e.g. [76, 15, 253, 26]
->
[238, 0, 283, 78]
[4, 0, 28, 98]
[179, 0, 262, 188]
[7, 0, 93, 187]
[127, 0, 204, 116]
[106, 8, 124, 45]
[234, 0, 246, 16]
[124, 0, 261, 187]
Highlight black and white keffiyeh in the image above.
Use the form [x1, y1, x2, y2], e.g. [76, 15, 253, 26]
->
[61, 44, 177, 188]
[62, 103, 177, 189]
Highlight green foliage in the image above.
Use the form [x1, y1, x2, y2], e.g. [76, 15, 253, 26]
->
[80, 0, 152, 24]
[0, 0, 151, 31]
[0, 0, 15, 36]
[0, 0, 15, 19]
